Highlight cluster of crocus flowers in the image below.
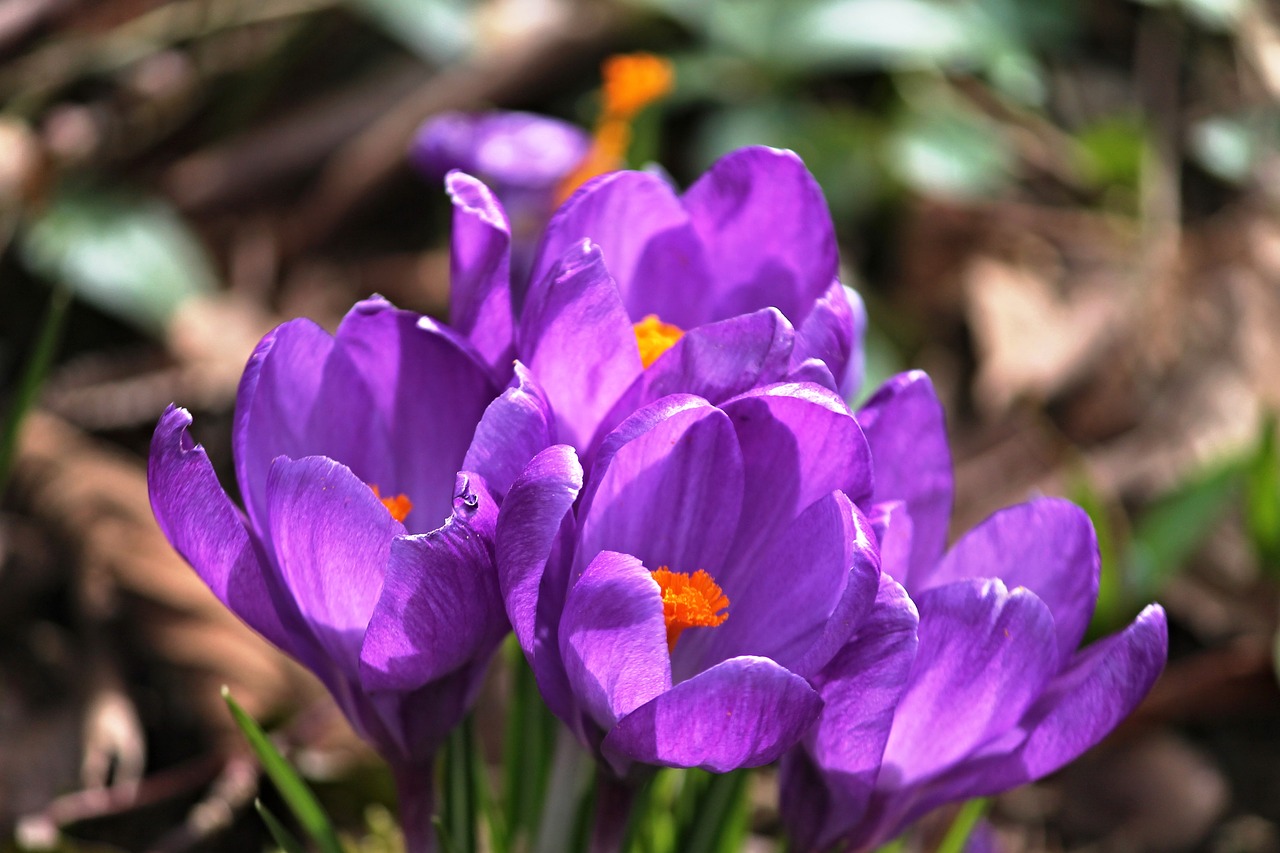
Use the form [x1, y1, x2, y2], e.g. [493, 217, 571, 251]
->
[151, 87, 1168, 852]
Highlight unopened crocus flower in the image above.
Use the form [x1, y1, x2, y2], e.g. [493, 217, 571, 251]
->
[412, 110, 589, 274]
[495, 381, 879, 782]
[780, 371, 1169, 853]
[148, 297, 553, 852]
[412, 53, 672, 269]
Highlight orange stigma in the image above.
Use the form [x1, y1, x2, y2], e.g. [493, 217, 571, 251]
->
[651, 567, 729, 653]
[369, 484, 413, 523]
[634, 314, 684, 368]
[556, 52, 675, 202]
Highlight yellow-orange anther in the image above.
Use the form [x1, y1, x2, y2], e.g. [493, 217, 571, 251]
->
[370, 484, 413, 523]
[556, 52, 675, 202]
[651, 567, 729, 653]
[601, 53, 675, 119]
[634, 314, 684, 368]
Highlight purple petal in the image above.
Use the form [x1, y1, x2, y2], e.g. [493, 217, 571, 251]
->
[856, 371, 953, 590]
[588, 308, 795, 455]
[778, 751, 835, 853]
[496, 445, 585, 726]
[790, 504, 884, 678]
[518, 240, 642, 451]
[929, 498, 1100, 658]
[678, 491, 877, 680]
[532, 171, 715, 329]
[559, 550, 672, 731]
[783, 575, 919, 853]
[879, 579, 1058, 789]
[234, 299, 498, 539]
[232, 318, 362, 535]
[868, 499, 914, 587]
[601, 656, 822, 773]
[788, 358, 838, 391]
[332, 300, 499, 530]
[683, 147, 838, 324]
[370, 665, 486, 766]
[495, 445, 583, 657]
[576, 400, 744, 580]
[149, 406, 310, 664]
[463, 362, 554, 498]
[866, 606, 1167, 846]
[792, 281, 865, 399]
[588, 393, 710, 476]
[989, 604, 1168, 786]
[447, 171, 514, 377]
[265, 455, 402, 678]
[721, 382, 873, 570]
[361, 474, 505, 692]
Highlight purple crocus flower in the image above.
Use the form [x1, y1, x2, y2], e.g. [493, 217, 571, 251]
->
[438, 141, 865, 456]
[148, 297, 553, 851]
[495, 381, 879, 779]
[780, 371, 1169, 853]
[412, 111, 589, 280]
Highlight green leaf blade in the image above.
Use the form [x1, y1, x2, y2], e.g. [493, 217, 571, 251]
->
[222, 687, 344, 853]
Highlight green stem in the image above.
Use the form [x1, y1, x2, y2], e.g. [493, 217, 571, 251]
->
[442, 720, 477, 853]
[533, 727, 593, 853]
[935, 798, 989, 853]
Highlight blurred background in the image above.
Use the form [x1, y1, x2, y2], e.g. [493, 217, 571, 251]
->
[0, 0, 1278, 850]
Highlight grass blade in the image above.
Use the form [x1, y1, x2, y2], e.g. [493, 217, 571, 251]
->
[935, 798, 989, 853]
[255, 799, 308, 853]
[222, 687, 344, 853]
[0, 286, 68, 493]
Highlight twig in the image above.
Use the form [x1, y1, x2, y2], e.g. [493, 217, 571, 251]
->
[147, 753, 261, 853]
[0, 0, 336, 108]
[164, 58, 433, 211]
[15, 753, 227, 849]
[1134, 6, 1185, 366]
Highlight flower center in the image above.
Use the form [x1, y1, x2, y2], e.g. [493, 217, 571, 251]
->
[369, 484, 413, 523]
[650, 567, 729, 653]
[634, 314, 684, 368]
[556, 52, 675, 202]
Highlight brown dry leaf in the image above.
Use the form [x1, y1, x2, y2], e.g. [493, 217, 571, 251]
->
[965, 254, 1125, 415]
[1241, 221, 1280, 407]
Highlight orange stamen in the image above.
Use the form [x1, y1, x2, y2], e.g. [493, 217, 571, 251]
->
[651, 567, 729, 653]
[369, 484, 413, 523]
[556, 52, 675, 202]
[634, 314, 684, 368]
